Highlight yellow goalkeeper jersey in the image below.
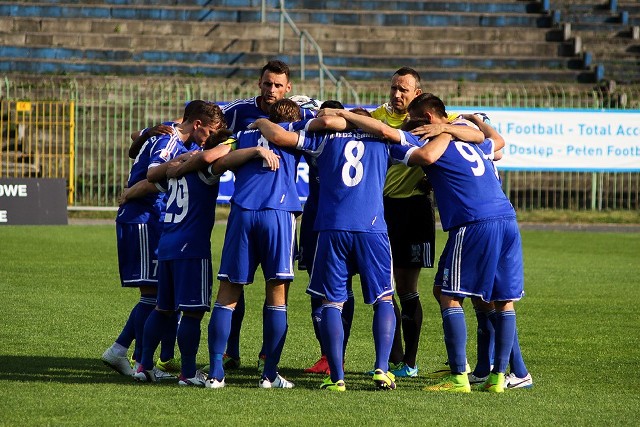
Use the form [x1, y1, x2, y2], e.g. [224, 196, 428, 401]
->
[372, 103, 460, 198]
[372, 103, 425, 198]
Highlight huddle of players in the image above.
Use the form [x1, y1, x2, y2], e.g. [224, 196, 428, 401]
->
[102, 60, 533, 392]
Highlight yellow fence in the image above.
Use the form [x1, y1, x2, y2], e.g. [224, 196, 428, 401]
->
[0, 100, 75, 204]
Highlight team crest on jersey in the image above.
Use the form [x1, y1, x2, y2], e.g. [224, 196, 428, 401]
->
[159, 149, 171, 162]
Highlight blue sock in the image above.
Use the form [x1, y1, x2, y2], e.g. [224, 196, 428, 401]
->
[208, 303, 233, 380]
[177, 315, 201, 378]
[342, 291, 355, 358]
[310, 297, 325, 354]
[510, 328, 529, 377]
[159, 311, 179, 362]
[140, 309, 172, 369]
[262, 304, 288, 381]
[487, 310, 497, 367]
[226, 291, 245, 359]
[442, 307, 467, 374]
[115, 304, 137, 349]
[320, 303, 344, 382]
[493, 310, 516, 374]
[473, 308, 495, 377]
[133, 295, 156, 362]
[372, 299, 395, 372]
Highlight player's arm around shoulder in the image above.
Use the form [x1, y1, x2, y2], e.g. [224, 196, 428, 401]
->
[166, 131, 235, 179]
[250, 118, 299, 147]
[407, 132, 453, 166]
[328, 109, 401, 142]
[211, 146, 280, 174]
[305, 114, 350, 132]
[118, 179, 159, 206]
[462, 114, 505, 152]
[411, 121, 484, 144]
[129, 123, 174, 159]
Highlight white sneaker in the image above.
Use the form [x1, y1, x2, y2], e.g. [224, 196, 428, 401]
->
[468, 372, 489, 384]
[178, 370, 207, 387]
[101, 347, 134, 376]
[205, 378, 226, 389]
[133, 366, 157, 382]
[505, 372, 533, 389]
[259, 374, 294, 389]
[153, 366, 177, 381]
[133, 366, 173, 382]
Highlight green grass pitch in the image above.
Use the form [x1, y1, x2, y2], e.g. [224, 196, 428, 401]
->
[0, 224, 639, 426]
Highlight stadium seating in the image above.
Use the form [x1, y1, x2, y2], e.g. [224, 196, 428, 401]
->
[0, 0, 636, 84]
[545, 0, 639, 84]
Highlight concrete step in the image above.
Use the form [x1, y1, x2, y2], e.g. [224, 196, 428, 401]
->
[0, 16, 569, 58]
[561, 12, 626, 24]
[0, 57, 596, 83]
[1, 16, 558, 43]
[0, 2, 553, 27]
[0, 44, 584, 72]
[281, 9, 552, 27]
[0, 2, 263, 21]
[0, 30, 565, 59]
[29, 0, 261, 5]
[271, 0, 539, 14]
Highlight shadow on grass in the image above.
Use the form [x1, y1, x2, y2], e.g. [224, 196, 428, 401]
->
[0, 356, 426, 390]
[0, 355, 143, 384]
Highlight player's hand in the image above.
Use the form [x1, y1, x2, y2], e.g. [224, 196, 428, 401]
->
[256, 147, 280, 171]
[410, 123, 447, 141]
[462, 113, 490, 124]
[117, 187, 130, 206]
[316, 108, 340, 117]
[148, 124, 174, 136]
[248, 118, 269, 130]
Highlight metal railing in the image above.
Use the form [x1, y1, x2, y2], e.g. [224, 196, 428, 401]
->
[277, 0, 360, 104]
[1, 77, 638, 211]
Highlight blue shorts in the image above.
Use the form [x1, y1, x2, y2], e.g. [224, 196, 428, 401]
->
[156, 258, 213, 312]
[438, 218, 524, 302]
[116, 222, 161, 287]
[218, 207, 296, 284]
[307, 230, 394, 304]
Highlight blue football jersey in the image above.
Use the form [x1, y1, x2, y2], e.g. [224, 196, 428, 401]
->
[298, 129, 415, 232]
[401, 131, 515, 231]
[222, 96, 315, 133]
[230, 125, 302, 213]
[156, 167, 220, 260]
[116, 127, 199, 224]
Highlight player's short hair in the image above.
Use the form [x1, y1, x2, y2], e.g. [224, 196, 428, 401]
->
[184, 100, 226, 128]
[204, 129, 233, 149]
[269, 99, 302, 123]
[407, 93, 446, 120]
[320, 100, 344, 109]
[394, 67, 422, 90]
[261, 60, 290, 81]
[349, 107, 372, 117]
[401, 118, 429, 131]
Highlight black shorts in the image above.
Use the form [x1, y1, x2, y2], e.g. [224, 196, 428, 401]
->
[384, 194, 436, 268]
